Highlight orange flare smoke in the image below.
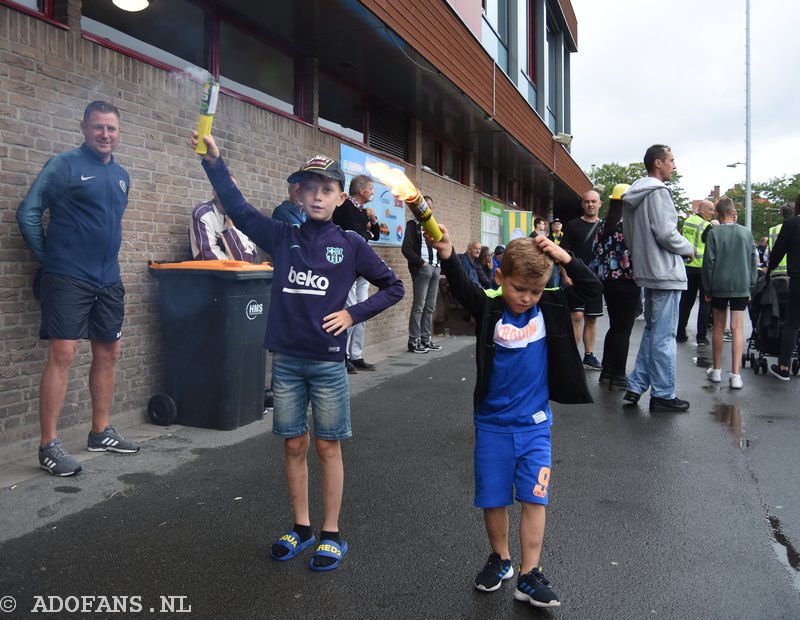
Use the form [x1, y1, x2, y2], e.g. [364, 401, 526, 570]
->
[366, 162, 418, 201]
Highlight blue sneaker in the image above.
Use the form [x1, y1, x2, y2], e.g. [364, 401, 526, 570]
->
[39, 439, 82, 477]
[514, 567, 561, 608]
[474, 552, 514, 591]
[87, 425, 140, 454]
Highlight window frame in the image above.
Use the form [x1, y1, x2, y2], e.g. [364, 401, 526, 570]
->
[0, 0, 68, 29]
[79, 0, 305, 122]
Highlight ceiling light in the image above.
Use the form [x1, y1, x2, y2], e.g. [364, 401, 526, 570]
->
[112, 0, 150, 12]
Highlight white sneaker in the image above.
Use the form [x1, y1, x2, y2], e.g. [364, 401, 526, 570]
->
[729, 373, 743, 389]
[706, 367, 722, 383]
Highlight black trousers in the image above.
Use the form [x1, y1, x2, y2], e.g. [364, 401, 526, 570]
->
[677, 266, 711, 339]
[779, 276, 800, 366]
[601, 278, 640, 376]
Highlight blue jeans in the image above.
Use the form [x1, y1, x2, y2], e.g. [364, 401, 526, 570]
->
[408, 264, 440, 341]
[271, 352, 351, 440]
[627, 289, 681, 399]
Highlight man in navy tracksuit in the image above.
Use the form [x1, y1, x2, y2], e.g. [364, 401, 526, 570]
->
[17, 101, 140, 477]
[194, 131, 403, 571]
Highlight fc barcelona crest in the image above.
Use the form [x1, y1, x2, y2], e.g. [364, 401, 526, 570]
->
[326, 247, 344, 264]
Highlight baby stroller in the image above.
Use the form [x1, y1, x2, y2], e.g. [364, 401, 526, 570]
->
[744, 271, 800, 375]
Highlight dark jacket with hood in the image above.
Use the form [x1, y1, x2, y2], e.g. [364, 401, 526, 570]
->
[441, 250, 601, 408]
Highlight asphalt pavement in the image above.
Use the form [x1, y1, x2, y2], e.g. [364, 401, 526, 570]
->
[1, 311, 800, 619]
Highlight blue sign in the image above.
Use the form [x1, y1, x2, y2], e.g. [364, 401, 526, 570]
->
[340, 144, 406, 246]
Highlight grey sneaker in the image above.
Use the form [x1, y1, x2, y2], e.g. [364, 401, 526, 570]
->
[87, 425, 140, 454]
[39, 439, 82, 477]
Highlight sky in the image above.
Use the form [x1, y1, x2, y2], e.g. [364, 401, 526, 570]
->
[569, 0, 799, 201]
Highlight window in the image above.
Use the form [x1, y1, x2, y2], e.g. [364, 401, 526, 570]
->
[422, 134, 438, 171]
[8, 0, 40, 9]
[219, 22, 295, 115]
[527, 0, 537, 79]
[421, 133, 464, 183]
[82, 0, 206, 71]
[481, 0, 509, 72]
[81, 0, 298, 118]
[443, 146, 462, 181]
[2, 0, 65, 24]
[545, 24, 557, 131]
[318, 74, 364, 142]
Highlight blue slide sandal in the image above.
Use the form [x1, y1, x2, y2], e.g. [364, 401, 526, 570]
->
[309, 539, 348, 571]
[270, 531, 317, 561]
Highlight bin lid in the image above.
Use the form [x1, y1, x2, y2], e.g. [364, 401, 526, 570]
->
[149, 260, 273, 280]
[149, 260, 272, 272]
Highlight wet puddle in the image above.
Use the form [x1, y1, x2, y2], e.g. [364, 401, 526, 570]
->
[709, 403, 750, 449]
[768, 514, 800, 593]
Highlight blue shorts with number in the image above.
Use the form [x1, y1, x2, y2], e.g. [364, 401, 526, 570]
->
[474, 426, 552, 508]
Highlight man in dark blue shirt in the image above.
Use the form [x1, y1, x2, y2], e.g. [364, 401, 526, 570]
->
[17, 101, 140, 477]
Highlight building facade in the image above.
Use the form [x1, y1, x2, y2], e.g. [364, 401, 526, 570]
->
[0, 0, 588, 455]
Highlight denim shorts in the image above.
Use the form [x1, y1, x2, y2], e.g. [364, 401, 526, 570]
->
[474, 426, 552, 508]
[271, 352, 352, 440]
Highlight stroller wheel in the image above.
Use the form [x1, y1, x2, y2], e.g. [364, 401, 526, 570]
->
[753, 360, 760, 375]
[760, 358, 768, 374]
[792, 359, 800, 375]
[741, 353, 748, 368]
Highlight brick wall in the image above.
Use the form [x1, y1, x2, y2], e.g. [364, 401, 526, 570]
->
[0, 3, 482, 452]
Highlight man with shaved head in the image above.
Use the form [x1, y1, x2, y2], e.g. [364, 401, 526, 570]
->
[676, 199, 714, 345]
[560, 189, 604, 370]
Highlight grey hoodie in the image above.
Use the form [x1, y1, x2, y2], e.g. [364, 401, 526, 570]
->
[622, 177, 693, 290]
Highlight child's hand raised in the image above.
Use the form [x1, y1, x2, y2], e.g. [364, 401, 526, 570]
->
[532, 234, 571, 264]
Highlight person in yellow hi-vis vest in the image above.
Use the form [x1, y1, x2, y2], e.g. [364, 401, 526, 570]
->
[677, 200, 714, 345]
[766, 203, 795, 276]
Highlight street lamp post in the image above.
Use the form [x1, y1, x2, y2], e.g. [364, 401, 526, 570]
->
[727, 0, 752, 231]
[745, 0, 752, 231]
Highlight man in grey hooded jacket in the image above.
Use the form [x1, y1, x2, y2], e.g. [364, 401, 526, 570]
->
[621, 145, 694, 412]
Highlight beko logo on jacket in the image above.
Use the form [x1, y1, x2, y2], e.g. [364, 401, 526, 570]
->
[284, 266, 329, 295]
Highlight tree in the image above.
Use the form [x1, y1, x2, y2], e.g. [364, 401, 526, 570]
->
[587, 162, 692, 222]
[723, 173, 800, 240]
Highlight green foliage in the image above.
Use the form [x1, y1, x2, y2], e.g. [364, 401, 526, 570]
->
[588, 162, 691, 224]
[723, 173, 800, 240]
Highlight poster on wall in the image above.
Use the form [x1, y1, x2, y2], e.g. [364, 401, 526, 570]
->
[339, 144, 405, 246]
[503, 210, 532, 243]
[480, 197, 503, 252]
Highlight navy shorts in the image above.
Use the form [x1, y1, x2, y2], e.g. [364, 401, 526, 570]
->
[39, 273, 125, 341]
[711, 296, 748, 312]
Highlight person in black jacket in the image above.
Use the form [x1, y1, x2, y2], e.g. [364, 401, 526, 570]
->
[401, 195, 443, 353]
[431, 226, 601, 609]
[766, 192, 800, 380]
[332, 175, 381, 372]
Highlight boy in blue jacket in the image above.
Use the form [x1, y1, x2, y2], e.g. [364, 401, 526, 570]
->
[192, 132, 404, 571]
[431, 226, 600, 608]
